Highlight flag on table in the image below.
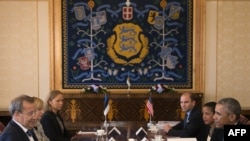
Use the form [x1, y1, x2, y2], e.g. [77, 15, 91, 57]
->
[103, 94, 110, 116]
[146, 95, 154, 116]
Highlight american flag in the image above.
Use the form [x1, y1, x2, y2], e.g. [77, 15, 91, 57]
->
[103, 94, 110, 116]
[146, 95, 154, 116]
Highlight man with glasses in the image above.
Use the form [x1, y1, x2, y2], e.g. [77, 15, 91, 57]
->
[0, 94, 39, 141]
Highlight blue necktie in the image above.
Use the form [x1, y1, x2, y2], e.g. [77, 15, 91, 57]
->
[184, 112, 189, 128]
[26, 129, 38, 141]
[26, 129, 34, 136]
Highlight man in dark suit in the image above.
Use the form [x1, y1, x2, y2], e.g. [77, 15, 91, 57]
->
[211, 97, 242, 141]
[164, 92, 207, 141]
[0, 95, 38, 141]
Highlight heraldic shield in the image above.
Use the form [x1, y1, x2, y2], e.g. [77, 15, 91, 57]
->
[107, 23, 149, 65]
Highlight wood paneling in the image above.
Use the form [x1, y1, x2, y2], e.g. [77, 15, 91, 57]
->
[61, 93, 203, 123]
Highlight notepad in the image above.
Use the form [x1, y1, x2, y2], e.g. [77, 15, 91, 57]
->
[167, 138, 197, 141]
[77, 131, 96, 134]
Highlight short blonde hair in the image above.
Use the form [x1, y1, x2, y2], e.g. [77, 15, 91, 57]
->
[33, 97, 44, 110]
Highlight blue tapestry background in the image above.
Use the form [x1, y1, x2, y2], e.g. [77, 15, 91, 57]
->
[62, 0, 193, 89]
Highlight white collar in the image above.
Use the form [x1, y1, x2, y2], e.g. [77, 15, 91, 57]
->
[13, 119, 29, 133]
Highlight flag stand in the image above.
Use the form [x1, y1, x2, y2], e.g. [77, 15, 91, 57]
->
[149, 114, 152, 124]
[103, 116, 108, 127]
[147, 114, 152, 128]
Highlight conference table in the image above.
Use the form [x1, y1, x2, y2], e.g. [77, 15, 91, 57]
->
[71, 121, 180, 141]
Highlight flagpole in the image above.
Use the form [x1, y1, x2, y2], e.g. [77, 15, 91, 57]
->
[104, 115, 108, 141]
[150, 113, 152, 124]
[103, 93, 109, 128]
[103, 93, 109, 141]
[149, 92, 151, 124]
[126, 75, 131, 95]
[147, 92, 153, 127]
[104, 93, 106, 127]
[104, 115, 107, 126]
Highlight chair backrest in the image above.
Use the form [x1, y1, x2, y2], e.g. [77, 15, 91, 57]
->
[239, 114, 250, 125]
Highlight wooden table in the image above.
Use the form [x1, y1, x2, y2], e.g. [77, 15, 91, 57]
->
[70, 121, 168, 141]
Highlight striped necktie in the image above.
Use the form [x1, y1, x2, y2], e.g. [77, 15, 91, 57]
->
[26, 129, 38, 141]
[26, 129, 34, 136]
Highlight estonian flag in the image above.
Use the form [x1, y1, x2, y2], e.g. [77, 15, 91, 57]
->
[103, 94, 110, 116]
[146, 95, 154, 116]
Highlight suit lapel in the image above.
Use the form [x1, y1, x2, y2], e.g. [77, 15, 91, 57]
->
[9, 120, 31, 141]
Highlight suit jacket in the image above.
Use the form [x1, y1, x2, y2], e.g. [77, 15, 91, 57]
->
[167, 106, 207, 141]
[204, 125, 213, 141]
[210, 128, 223, 141]
[210, 121, 243, 141]
[0, 120, 30, 141]
[40, 111, 71, 141]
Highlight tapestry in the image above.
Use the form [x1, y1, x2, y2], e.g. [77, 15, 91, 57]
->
[62, 0, 193, 89]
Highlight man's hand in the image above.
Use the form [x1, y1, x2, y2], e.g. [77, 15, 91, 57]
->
[164, 124, 172, 133]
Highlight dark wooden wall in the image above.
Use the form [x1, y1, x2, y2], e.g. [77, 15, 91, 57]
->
[60, 93, 203, 132]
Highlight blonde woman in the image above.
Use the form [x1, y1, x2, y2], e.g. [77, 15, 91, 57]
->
[33, 97, 50, 141]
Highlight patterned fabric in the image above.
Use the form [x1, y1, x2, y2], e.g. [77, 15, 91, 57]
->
[62, 0, 193, 89]
[34, 122, 50, 141]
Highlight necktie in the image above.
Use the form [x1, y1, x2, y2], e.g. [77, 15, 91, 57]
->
[26, 129, 38, 141]
[26, 129, 34, 137]
[184, 112, 189, 128]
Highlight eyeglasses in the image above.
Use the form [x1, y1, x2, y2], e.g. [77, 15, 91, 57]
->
[20, 110, 37, 117]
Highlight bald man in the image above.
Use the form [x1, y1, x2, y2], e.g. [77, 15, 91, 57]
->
[164, 92, 207, 141]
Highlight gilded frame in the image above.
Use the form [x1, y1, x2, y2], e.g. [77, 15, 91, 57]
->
[50, 0, 205, 94]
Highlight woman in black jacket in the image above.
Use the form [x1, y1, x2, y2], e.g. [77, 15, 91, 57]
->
[40, 90, 72, 141]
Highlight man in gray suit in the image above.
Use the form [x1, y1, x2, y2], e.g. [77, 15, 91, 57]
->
[0, 95, 38, 141]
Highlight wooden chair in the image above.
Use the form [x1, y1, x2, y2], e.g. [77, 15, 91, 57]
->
[239, 114, 250, 125]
